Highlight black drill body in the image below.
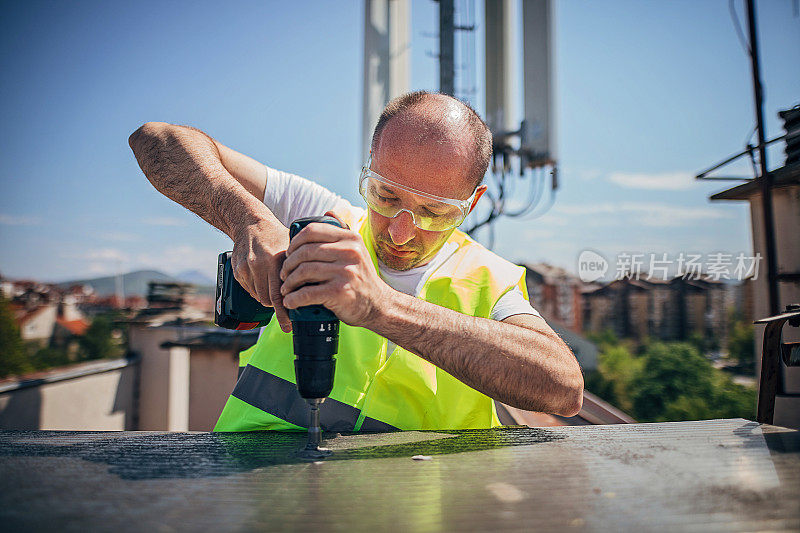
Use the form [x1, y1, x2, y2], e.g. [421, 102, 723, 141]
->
[287, 217, 342, 455]
[214, 215, 342, 455]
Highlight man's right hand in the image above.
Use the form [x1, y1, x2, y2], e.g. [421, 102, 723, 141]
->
[231, 218, 292, 333]
[128, 122, 293, 332]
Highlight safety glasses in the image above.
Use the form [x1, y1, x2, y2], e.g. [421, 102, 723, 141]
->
[358, 157, 477, 232]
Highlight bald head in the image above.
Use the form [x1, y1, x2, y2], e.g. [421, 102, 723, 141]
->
[370, 91, 492, 190]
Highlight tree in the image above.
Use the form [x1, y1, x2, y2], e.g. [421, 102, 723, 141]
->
[662, 395, 713, 421]
[727, 319, 755, 374]
[587, 329, 619, 348]
[585, 335, 757, 423]
[687, 331, 706, 354]
[597, 344, 643, 413]
[79, 315, 114, 360]
[583, 336, 644, 415]
[0, 295, 32, 378]
[706, 373, 756, 419]
[30, 346, 70, 370]
[631, 342, 715, 422]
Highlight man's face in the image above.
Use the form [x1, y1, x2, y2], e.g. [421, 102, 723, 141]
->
[367, 121, 484, 271]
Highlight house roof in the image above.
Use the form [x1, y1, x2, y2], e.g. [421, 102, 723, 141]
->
[583, 277, 651, 295]
[523, 262, 581, 284]
[584, 275, 727, 297]
[11, 303, 54, 326]
[56, 317, 90, 336]
[709, 162, 800, 201]
[668, 276, 727, 291]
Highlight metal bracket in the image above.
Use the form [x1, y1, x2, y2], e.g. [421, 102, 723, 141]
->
[754, 305, 800, 424]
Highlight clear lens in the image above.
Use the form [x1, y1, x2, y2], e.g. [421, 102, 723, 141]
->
[360, 174, 466, 231]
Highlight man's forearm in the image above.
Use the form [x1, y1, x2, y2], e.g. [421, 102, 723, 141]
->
[368, 290, 584, 416]
[128, 122, 275, 239]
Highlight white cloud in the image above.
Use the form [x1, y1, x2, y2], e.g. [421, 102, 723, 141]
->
[87, 262, 118, 275]
[134, 245, 220, 274]
[568, 168, 604, 181]
[624, 202, 730, 227]
[607, 171, 698, 191]
[554, 203, 617, 216]
[85, 248, 130, 262]
[535, 213, 570, 226]
[0, 214, 43, 226]
[557, 164, 602, 181]
[142, 216, 187, 227]
[522, 228, 554, 240]
[57, 249, 130, 276]
[98, 232, 141, 242]
[554, 202, 731, 227]
[60, 245, 218, 277]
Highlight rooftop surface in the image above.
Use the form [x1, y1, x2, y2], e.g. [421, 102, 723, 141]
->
[1, 419, 798, 531]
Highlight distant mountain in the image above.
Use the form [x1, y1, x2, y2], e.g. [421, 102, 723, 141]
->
[56, 269, 214, 297]
[175, 269, 216, 286]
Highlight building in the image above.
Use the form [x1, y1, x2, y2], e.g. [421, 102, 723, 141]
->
[707, 116, 800, 428]
[522, 263, 601, 371]
[5, 278, 94, 349]
[667, 276, 731, 349]
[524, 263, 583, 332]
[12, 303, 59, 343]
[582, 275, 732, 349]
[1, 307, 631, 431]
[0, 279, 235, 432]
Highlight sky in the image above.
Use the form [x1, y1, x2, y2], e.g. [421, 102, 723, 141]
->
[0, 0, 798, 283]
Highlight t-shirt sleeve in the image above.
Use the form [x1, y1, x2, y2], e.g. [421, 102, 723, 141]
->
[263, 165, 354, 227]
[490, 287, 543, 322]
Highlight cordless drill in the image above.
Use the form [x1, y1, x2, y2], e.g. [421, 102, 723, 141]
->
[215, 215, 342, 455]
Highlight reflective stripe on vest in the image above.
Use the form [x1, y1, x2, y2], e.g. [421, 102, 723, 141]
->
[215, 209, 528, 432]
[232, 364, 398, 432]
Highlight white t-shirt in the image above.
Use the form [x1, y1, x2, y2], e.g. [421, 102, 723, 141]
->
[262, 165, 542, 347]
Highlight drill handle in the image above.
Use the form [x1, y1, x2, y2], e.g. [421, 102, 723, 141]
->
[287, 216, 343, 323]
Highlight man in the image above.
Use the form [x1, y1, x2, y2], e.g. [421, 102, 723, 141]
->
[129, 91, 583, 431]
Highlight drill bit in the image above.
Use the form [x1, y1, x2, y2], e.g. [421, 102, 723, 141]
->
[302, 398, 332, 459]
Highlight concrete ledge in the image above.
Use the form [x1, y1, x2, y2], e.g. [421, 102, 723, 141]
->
[0, 356, 140, 394]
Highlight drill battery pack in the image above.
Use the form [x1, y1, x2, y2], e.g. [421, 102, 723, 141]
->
[214, 251, 275, 330]
[214, 216, 343, 331]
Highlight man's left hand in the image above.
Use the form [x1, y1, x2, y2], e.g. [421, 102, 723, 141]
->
[279, 212, 390, 327]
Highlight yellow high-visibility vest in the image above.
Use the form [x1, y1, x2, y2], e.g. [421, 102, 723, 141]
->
[214, 211, 528, 432]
